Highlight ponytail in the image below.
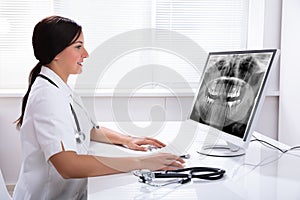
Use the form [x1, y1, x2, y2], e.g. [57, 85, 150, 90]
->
[15, 62, 42, 128]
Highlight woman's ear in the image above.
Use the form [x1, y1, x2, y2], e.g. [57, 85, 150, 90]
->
[53, 50, 63, 61]
[53, 55, 60, 61]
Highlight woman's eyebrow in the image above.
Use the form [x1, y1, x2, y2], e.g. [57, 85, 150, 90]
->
[74, 41, 83, 44]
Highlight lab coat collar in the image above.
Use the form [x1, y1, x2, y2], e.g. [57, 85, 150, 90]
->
[40, 66, 73, 97]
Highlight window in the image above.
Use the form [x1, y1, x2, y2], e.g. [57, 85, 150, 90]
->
[0, 0, 52, 89]
[0, 0, 249, 90]
[153, 0, 249, 88]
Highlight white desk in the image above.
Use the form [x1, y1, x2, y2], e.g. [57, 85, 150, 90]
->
[88, 121, 300, 200]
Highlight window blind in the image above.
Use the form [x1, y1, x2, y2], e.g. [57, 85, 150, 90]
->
[153, 0, 249, 88]
[52, 0, 153, 88]
[0, 0, 152, 89]
[0, 0, 52, 89]
[0, 0, 249, 90]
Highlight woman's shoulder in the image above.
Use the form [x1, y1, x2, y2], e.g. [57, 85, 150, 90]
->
[29, 79, 70, 107]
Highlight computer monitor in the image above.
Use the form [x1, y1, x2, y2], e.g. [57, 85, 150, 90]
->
[189, 49, 280, 157]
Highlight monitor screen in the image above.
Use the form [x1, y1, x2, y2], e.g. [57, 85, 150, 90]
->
[189, 49, 279, 156]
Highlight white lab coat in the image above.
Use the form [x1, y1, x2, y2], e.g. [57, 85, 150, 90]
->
[13, 66, 93, 200]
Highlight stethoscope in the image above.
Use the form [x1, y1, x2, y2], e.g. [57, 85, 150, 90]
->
[69, 103, 86, 144]
[133, 167, 226, 187]
[37, 74, 98, 144]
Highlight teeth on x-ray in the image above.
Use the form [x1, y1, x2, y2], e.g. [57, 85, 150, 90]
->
[190, 52, 273, 138]
[206, 97, 214, 104]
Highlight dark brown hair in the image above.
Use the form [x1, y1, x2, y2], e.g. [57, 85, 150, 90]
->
[15, 16, 82, 128]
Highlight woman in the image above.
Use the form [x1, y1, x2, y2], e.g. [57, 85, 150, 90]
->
[13, 16, 184, 200]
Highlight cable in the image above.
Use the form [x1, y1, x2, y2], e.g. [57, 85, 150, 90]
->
[229, 136, 300, 180]
[250, 135, 300, 154]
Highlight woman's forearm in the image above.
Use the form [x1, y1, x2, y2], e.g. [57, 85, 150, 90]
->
[50, 151, 140, 179]
[90, 126, 131, 145]
[50, 150, 184, 179]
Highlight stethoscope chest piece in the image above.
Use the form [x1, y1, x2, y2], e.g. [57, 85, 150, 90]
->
[75, 131, 86, 144]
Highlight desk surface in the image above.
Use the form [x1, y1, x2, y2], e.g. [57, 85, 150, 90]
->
[88, 121, 300, 200]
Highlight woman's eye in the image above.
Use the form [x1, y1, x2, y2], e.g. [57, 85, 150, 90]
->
[75, 45, 82, 49]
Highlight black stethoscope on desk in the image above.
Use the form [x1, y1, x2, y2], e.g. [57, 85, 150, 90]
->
[37, 74, 88, 144]
[133, 167, 226, 187]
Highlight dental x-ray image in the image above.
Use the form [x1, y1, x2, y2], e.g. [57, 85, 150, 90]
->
[190, 51, 274, 138]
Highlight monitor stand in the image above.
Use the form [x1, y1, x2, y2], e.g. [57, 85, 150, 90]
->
[197, 142, 245, 157]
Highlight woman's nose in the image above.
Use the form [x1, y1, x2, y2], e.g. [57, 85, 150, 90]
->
[82, 47, 89, 58]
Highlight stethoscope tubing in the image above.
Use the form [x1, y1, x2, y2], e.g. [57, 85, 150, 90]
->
[154, 167, 225, 180]
[37, 74, 96, 144]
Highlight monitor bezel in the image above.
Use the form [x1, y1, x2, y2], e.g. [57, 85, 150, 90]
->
[188, 49, 280, 150]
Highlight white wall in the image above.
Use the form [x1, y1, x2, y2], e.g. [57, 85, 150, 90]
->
[246, 0, 282, 140]
[279, 0, 300, 146]
[0, 98, 22, 185]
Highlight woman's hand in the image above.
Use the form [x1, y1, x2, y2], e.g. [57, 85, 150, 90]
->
[91, 126, 167, 152]
[124, 136, 166, 151]
[139, 152, 185, 171]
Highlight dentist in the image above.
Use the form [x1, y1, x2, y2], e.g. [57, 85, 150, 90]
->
[13, 16, 184, 200]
